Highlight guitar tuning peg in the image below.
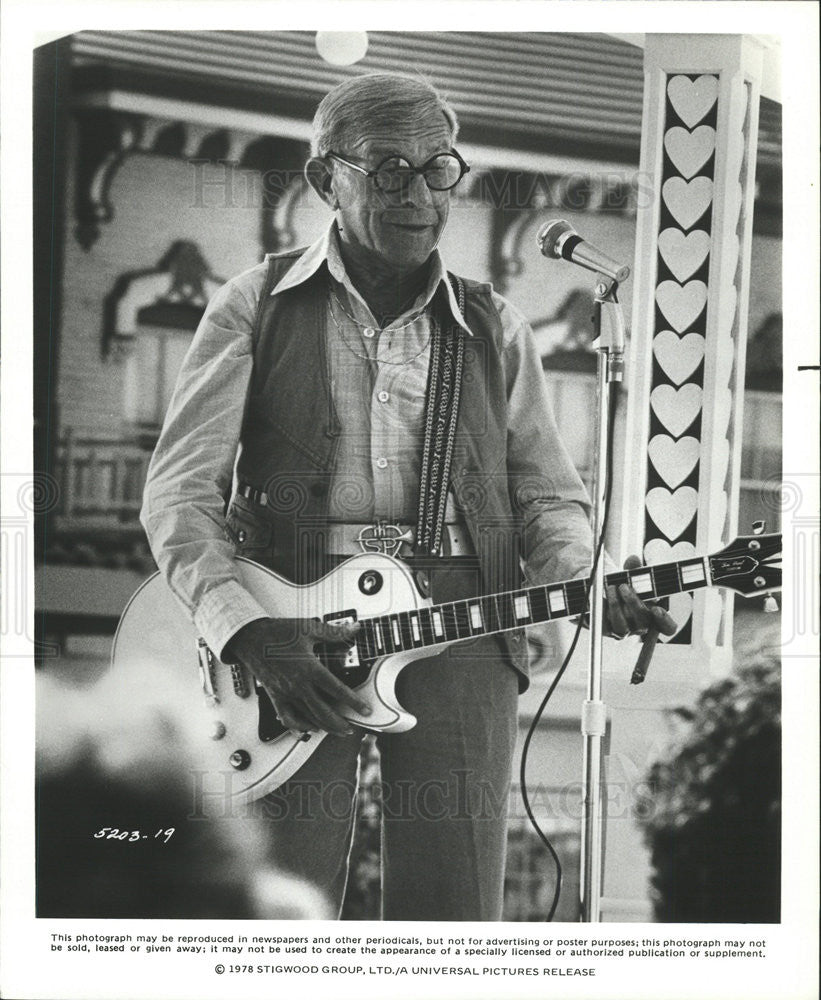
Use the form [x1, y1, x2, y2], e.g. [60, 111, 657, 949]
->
[752, 520, 766, 535]
[763, 593, 779, 613]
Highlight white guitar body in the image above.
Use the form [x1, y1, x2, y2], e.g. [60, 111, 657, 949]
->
[111, 553, 441, 803]
[111, 531, 781, 804]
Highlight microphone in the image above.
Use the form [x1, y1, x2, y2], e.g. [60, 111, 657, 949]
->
[537, 219, 630, 283]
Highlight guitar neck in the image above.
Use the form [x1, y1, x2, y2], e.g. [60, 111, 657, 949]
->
[356, 555, 711, 658]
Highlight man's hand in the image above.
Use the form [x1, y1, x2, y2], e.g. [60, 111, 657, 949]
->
[604, 555, 679, 639]
[223, 618, 371, 736]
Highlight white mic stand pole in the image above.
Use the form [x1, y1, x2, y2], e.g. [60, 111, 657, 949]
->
[580, 272, 626, 923]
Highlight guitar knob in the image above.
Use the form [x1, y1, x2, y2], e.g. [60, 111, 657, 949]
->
[229, 749, 251, 770]
[763, 593, 779, 613]
[359, 571, 383, 595]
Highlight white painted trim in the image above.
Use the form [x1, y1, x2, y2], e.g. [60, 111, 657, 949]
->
[74, 89, 640, 179]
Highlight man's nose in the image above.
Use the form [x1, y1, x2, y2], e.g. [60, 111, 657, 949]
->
[398, 171, 433, 205]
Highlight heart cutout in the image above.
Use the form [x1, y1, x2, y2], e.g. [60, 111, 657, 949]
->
[656, 280, 708, 333]
[711, 490, 729, 547]
[716, 284, 739, 340]
[659, 592, 694, 643]
[715, 342, 734, 389]
[727, 182, 743, 229]
[664, 125, 716, 180]
[662, 176, 714, 231]
[646, 485, 699, 541]
[653, 330, 705, 385]
[728, 83, 749, 136]
[703, 589, 724, 645]
[724, 234, 741, 282]
[648, 434, 700, 489]
[713, 386, 733, 440]
[651, 383, 703, 438]
[725, 132, 745, 186]
[643, 538, 697, 565]
[711, 436, 731, 487]
[658, 228, 710, 282]
[667, 75, 719, 129]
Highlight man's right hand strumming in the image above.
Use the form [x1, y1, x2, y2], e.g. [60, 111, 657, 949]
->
[223, 618, 371, 736]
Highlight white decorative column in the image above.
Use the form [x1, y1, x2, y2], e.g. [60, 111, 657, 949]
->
[598, 35, 768, 922]
[619, 34, 765, 678]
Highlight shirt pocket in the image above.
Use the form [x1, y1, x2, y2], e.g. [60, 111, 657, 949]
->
[224, 496, 274, 561]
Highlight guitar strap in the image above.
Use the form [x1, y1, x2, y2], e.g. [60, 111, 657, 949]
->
[414, 274, 467, 556]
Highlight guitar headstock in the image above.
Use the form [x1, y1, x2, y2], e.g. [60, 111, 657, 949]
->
[707, 532, 781, 597]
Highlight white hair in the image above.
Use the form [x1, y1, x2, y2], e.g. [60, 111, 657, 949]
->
[311, 72, 459, 158]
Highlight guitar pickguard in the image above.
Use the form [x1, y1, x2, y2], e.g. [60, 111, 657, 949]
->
[111, 552, 426, 802]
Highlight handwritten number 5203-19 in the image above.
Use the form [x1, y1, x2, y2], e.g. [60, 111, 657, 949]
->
[93, 827, 175, 843]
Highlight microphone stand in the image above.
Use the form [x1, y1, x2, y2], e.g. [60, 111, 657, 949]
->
[580, 273, 625, 923]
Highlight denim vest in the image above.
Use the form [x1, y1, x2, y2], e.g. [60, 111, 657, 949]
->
[228, 249, 530, 684]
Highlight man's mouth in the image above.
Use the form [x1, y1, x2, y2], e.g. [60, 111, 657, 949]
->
[383, 211, 438, 231]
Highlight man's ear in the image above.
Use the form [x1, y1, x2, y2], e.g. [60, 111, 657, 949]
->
[305, 157, 337, 208]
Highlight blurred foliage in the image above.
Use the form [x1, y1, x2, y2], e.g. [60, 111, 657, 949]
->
[638, 657, 781, 922]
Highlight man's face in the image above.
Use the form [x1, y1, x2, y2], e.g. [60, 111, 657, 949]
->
[330, 119, 454, 275]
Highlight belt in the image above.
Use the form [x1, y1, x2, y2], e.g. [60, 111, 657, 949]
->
[326, 522, 474, 558]
[237, 484, 474, 558]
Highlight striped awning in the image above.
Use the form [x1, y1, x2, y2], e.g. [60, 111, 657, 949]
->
[69, 30, 782, 169]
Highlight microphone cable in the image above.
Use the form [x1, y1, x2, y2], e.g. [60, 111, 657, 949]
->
[518, 381, 619, 921]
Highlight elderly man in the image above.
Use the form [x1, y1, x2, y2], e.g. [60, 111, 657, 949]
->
[141, 73, 675, 921]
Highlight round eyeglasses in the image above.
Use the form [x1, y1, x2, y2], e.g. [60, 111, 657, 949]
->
[327, 150, 470, 193]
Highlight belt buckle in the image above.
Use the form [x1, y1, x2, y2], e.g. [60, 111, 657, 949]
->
[357, 521, 414, 558]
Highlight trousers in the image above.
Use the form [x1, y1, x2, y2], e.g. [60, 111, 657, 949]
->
[258, 638, 519, 921]
[253, 561, 520, 921]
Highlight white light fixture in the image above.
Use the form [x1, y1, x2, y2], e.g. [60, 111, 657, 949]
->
[315, 31, 368, 66]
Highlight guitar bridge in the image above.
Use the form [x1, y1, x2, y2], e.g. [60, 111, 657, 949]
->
[230, 663, 250, 698]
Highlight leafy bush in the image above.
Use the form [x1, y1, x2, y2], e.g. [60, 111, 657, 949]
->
[638, 658, 781, 922]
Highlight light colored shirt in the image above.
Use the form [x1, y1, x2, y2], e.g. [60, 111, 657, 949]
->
[283, 225, 471, 523]
[141, 225, 595, 660]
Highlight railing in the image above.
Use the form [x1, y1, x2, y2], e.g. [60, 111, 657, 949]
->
[54, 428, 154, 528]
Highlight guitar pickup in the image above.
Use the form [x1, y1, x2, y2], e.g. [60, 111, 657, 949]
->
[196, 638, 219, 705]
[323, 609, 360, 671]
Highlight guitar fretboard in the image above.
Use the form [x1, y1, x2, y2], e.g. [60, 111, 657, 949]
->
[355, 556, 709, 659]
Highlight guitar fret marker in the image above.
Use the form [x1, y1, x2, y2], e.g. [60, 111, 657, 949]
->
[548, 589, 566, 612]
[374, 623, 383, 650]
[680, 560, 706, 585]
[392, 620, 401, 646]
[514, 595, 530, 620]
[410, 614, 421, 642]
[470, 604, 483, 631]
[630, 572, 654, 596]
[432, 611, 444, 637]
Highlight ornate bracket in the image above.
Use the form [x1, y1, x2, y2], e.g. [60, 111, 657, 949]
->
[73, 110, 143, 251]
[103, 240, 224, 359]
[72, 106, 310, 252]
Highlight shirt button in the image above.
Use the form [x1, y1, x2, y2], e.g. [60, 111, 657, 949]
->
[375, 457, 388, 469]
[363, 327, 376, 339]
[377, 390, 389, 403]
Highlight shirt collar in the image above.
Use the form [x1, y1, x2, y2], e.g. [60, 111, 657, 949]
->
[270, 223, 473, 337]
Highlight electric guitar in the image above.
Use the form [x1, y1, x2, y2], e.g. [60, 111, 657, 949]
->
[111, 532, 781, 803]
